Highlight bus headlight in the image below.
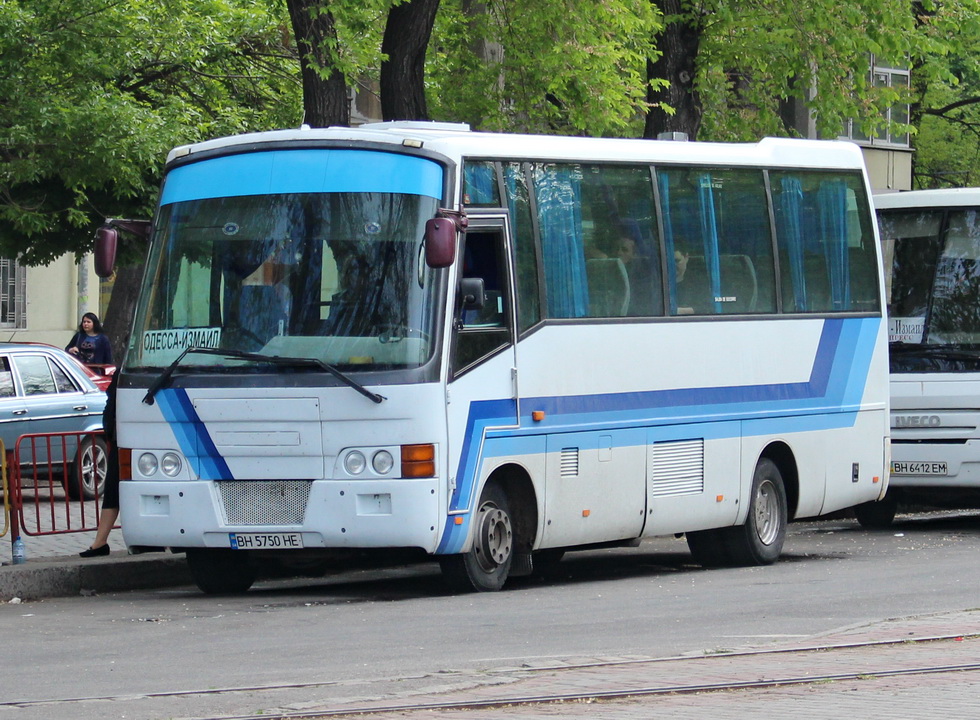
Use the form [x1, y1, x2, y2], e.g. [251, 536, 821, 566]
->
[138, 453, 158, 476]
[344, 450, 367, 475]
[161, 452, 183, 477]
[372, 450, 394, 475]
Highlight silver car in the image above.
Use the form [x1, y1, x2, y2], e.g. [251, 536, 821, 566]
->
[0, 343, 107, 499]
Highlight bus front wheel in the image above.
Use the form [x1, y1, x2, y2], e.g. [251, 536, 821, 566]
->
[186, 548, 256, 594]
[439, 483, 514, 592]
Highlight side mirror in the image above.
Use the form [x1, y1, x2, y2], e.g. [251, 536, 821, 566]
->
[424, 217, 457, 268]
[459, 277, 485, 310]
[94, 226, 118, 279]
[94, 218, 152, 278]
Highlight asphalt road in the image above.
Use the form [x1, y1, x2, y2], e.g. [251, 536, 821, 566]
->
[1, 510, 977, 720]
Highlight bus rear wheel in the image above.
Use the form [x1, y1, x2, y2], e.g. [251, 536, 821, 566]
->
[439, 483, 514, 592]
[186, 548, 256, 594]
[724, 457, 787, 565]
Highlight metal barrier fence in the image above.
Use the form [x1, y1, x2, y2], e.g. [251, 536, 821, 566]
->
[4, 431, 111, 561]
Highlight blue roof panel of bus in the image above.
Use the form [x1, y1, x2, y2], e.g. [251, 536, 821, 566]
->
[160, 148, 444, 206]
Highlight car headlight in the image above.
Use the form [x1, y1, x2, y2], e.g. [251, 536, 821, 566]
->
[161, 452, 182, 477]
[137, 453, 158, 476]
[372, 450, 394, 475]
[344, 450, 366, 475]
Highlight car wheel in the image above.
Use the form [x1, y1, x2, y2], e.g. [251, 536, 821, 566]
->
[67, 436, 108, 500]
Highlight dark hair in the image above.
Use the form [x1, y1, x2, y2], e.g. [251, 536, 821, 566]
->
[78, 312, 104, 334]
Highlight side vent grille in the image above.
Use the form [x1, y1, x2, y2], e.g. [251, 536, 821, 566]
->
[216, 480, 312, 526]
[650, 440, 704, 497]
[560, 447, 580, 477]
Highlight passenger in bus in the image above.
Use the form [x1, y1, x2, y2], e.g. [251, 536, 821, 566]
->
[674, 249, 696, 315]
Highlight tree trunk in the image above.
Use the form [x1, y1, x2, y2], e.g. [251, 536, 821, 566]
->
[644, 0, 702, 140]
[380, 0, 441, 121]
[286, 0, 350, 127]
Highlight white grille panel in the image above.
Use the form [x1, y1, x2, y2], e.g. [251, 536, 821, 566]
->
[560, 448, 580, 477]
[650, 439, 704, 497]
[216, 480, 312, 525]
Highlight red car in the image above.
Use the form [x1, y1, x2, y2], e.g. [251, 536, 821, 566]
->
[19, 342, 115, 391]
[78, 362, 115, 391]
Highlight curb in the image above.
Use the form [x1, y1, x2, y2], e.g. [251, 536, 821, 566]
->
[0, 553, 192, 601]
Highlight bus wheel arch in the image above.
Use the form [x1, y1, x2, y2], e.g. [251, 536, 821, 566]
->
[760, 441, 799, 521]
[439, 464, 537, 592]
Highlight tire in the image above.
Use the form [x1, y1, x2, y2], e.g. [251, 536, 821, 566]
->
[722, 457, 788, 566]
[533, 548, 566, 574]
[686, 528, 732, 568]
[439, 483, 514, 592]
[186, 548, 256, 594]
[854, 491, 898, 528]
[67, 436, 108, 500]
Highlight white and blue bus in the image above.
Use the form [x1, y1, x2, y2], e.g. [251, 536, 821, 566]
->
[98, 122, 890, 593]
[869, 188, 980, 525]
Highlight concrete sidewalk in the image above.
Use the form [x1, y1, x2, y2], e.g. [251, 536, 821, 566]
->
[0, 530, 190, 600]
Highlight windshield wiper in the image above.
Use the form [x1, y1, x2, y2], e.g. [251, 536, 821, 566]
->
[142, 346, 386, 405]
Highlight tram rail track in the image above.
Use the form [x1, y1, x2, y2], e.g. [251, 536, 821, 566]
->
[5, 632, 978, 719]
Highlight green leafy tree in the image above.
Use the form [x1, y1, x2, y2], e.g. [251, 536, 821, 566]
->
[0, 0, 301, 266]
[664, 0, 915, 142]
[907, 0, 980, 187]
[426, 0, 661, 137]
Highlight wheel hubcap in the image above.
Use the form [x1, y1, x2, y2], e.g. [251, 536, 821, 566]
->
[81, 446, 107, 493]
[474, 502, 512, 573]
[754, 479, 779, 545]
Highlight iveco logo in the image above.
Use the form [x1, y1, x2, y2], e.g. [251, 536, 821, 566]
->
[894, 415, 941, 428]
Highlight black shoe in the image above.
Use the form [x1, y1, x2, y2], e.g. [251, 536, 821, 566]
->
[79, 545, 110, 558]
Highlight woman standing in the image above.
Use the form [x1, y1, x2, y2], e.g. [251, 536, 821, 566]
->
[66, 312, 113, 365]
[80, 370, 119, 557]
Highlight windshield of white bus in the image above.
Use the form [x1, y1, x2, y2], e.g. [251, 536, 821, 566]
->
[879, 206, 980, 370]
[128, 189, 443, 373]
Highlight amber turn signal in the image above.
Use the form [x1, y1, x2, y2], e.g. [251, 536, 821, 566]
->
[118, 448, 133, 481]
[401, 443, 435, 478]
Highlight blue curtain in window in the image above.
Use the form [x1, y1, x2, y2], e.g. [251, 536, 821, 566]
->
[697, 174, 722, 313]
[777, 176, 808, 310]
[464, 163, 497, 205]
[658, 174, 678, 314]
[503, 165, 522, 242]
[534, 165, 588, 317]
[817, 180, 850, 310]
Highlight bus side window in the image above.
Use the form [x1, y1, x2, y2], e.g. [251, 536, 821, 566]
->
[453, 230, 512, 374]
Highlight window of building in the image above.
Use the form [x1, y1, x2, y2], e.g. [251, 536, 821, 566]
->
[0, 258, 27, 329]
[842, 60, 910, 148]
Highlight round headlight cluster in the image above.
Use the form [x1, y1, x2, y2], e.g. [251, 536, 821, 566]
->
[137, 451, 183, 477]
[342, 448, 395, 476]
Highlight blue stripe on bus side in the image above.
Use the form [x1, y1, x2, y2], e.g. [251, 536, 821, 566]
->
[160, 150, 444, 205]
[436, 316, 880, 553]
[156, 389, 234, 480]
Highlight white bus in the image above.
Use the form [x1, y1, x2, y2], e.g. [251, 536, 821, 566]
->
[870, 188, 980, 525]
[98, 122, 890, 593]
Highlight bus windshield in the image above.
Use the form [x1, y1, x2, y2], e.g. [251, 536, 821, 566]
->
[128, 191, 442, 372]
[880, 207, 980, 371]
